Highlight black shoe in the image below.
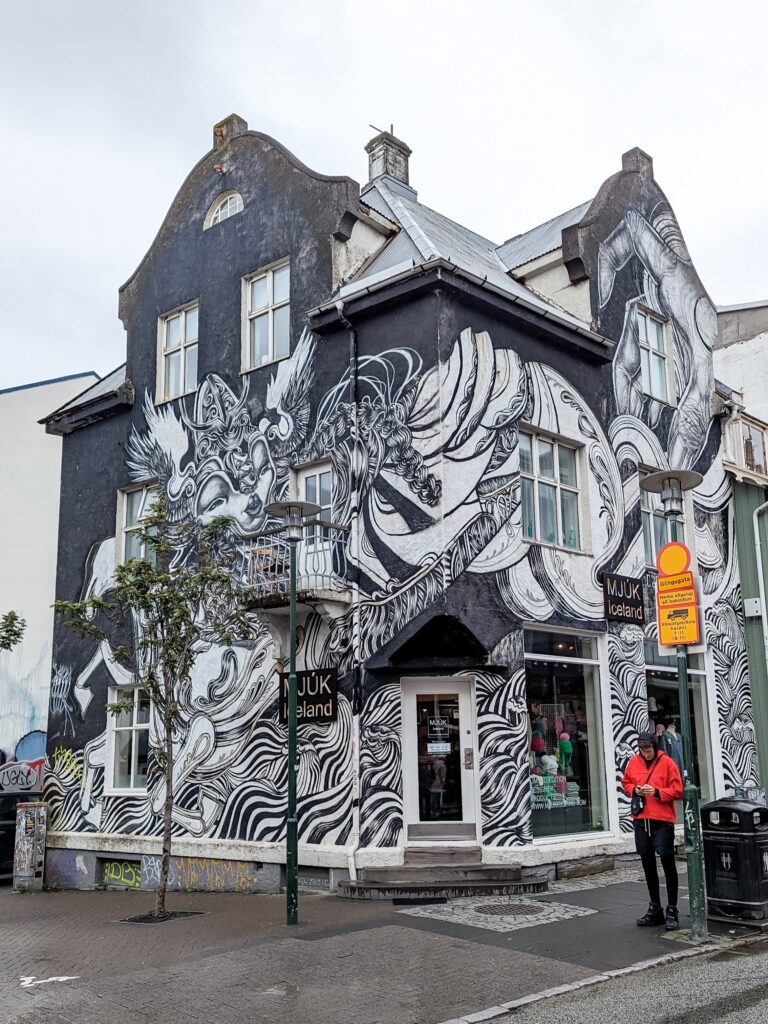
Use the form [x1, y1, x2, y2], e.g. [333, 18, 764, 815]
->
[636, 902, 664, 926]
[665, 905, 679, 931]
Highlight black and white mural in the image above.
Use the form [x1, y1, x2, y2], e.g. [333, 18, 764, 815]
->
[46, 150, 759, 859]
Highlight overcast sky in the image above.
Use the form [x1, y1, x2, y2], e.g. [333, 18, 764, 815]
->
[2, 0, 767, 391]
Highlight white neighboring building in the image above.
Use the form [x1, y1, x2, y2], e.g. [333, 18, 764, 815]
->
[715, 300, 768, 422]
[0, 373, 97, 795]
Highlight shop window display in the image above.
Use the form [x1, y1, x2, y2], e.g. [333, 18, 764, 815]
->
[524, 630, 606, 838]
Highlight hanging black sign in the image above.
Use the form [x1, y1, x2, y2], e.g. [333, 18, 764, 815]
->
[279, 668, 338, 724]
[603, 572, 645, 624]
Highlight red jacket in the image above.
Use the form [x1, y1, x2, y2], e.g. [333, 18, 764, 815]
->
[621, 751, 682, 823]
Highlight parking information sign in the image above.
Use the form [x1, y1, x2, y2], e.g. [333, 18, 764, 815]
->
[655, 543, 700, 646]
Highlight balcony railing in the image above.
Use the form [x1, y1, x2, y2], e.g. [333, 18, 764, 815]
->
[246, 524, 349, 604]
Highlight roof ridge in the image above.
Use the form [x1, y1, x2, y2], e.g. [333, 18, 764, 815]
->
[499, 200, 592, 248]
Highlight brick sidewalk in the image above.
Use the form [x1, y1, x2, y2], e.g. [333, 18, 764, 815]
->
[0, 869, 750, 1024]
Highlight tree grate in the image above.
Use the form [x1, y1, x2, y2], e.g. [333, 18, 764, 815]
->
[473, 902, 545, 917]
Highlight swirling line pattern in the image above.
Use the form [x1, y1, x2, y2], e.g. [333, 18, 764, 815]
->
[474, 669, 532, 845]
[607, 623, 648, 833]
[359, 684, 403, 847]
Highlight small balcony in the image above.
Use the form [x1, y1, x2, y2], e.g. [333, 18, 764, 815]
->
[243, 524, 351, 610]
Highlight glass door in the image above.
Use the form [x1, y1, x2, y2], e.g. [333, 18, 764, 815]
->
[401, 679, 477, 840]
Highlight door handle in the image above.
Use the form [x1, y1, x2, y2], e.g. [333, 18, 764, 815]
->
[464, 748, 474, 770]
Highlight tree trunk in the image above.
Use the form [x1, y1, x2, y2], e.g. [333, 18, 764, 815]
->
[154, 714, 174, 918]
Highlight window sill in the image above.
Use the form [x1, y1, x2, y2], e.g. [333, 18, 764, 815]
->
[522, 538, 592, 558]
[241, 355, 289, 375]
[155, 387, 197, 406]
[104, 787, 148, 798]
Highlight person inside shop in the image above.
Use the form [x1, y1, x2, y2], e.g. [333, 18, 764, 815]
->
[622, 730, 683, 930]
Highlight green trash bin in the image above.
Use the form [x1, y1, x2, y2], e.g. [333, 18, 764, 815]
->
[701, 798, 768, 922]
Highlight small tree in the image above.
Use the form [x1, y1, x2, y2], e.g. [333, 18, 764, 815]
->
[55, 498, 259, 917]
[0, 611, 26, 652]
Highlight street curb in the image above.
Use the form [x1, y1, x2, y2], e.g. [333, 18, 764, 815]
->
[435, 933, 766, 1024]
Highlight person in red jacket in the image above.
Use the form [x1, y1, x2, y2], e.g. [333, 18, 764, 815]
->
[621, 730, 684, 930]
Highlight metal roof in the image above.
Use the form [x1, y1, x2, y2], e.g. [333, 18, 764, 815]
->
[496, 200, 592, 271]
[353, 181, 595, 334]
[46, 363, 126, 417]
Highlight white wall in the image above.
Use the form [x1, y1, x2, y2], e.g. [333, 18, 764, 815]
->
[0, 375, 96, 777]
[714, 331, 768, 422]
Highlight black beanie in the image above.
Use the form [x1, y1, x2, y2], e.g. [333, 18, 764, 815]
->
[637, 731, 659, 750]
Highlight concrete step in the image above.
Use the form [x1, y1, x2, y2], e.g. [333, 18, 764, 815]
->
[364, 864, 522, 883]
[337, 878, 548, 901]
[404, 846, 482, 865]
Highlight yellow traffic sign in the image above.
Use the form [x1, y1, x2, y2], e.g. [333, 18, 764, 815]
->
[657, 571, 694, 593]
[658, 588, 697, 609]
[656, 541, 691, 577]
[659, 604, 700, 646]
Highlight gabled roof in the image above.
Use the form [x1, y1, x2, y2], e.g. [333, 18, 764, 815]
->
[354, 179, 596, 336]
[496, 201, 592, 271]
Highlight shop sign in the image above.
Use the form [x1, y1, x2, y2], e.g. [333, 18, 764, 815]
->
[428, 716, 449, 738]
[427, 742, 451, 755]
[603, 572, 645, 624]
[655, 543, 700, 646]
[279, 668, 337, 724]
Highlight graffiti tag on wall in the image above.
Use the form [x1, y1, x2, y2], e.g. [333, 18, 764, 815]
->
[102, 860, 141, 888]
[0, 759, 43, 793]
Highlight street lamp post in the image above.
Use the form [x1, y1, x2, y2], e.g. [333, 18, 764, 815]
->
[640, 469, 707, 941]
[264, 499, 321, 927]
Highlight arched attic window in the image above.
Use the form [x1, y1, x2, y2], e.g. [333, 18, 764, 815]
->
[204, 191, 244, 229]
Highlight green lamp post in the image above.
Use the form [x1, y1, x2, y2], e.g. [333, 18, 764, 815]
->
[640, 469, 707, 941]
[264, 499, 320, 927]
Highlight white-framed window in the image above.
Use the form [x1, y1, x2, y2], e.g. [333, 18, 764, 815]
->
[204, 190, 244, 229]
[637, 308, 669, 403]
[158, 303, 198, 402]
[519, 432, 581, 550]
[242, 262, 290, 370]
[299, 463, 332, 544]
[640, 469, 684, 567]
[108, 686, 150, 791]
[741, 418, 767, 476]
[122, 484, 159, 562]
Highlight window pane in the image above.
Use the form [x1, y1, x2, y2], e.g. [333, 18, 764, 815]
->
[524, 630, 597, 659]
[165, 350, 182, 399]
[136, 690, 150, 725]
[650, 319, 664, 352]
[319, 470, 332, 509]
[273, 304, 290, 359]
[650, 353, 667, 401]
[519, 433, 533, 474]
[185, 343, 198, 393]
[273, 264, 290, 304]
[538, 439, 555, 479]
[305, 474, 317, 504]
[134, 729, 149, 788]
[125, 530, 142, 561]
[126, 489, 143, 527]
[642, 510, 654, 566]
[743, 423, 767, 475]
[560, 490, 580, 549]
[558, 446, 577, 486]
[250, 314, 269, 366]
[521, 476, 535, 539]
[653, 512, 667, 560]
[165, 315, 181, 350]
[538, 483, 557, 543]
[185, 305, 198, 341]
[113, 731, 132, 788]
[640, 348, 650, 393]
[637, 311, 647, 342]
[250, 276, 268, 311]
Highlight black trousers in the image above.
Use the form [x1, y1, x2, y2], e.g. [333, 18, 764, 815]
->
[634, 819, 678, 907]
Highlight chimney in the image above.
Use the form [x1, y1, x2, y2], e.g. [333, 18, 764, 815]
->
[363, 130, 416, 200]
[213, 113, 248, 150]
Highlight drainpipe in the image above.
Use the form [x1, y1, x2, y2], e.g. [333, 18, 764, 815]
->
[753, 498, 768, 730]
[336, 298, 362, 883]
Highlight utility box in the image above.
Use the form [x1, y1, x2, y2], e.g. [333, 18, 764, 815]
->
[701, 798, 768, 922]
[13, 802, 47, 892]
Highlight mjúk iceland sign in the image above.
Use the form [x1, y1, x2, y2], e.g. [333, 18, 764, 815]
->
[279, 668, 338, 724]
[603, 573, 645, 624]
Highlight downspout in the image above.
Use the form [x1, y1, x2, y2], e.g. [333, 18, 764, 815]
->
[752, 498, 768, 751]
[336, 298, 362, 883]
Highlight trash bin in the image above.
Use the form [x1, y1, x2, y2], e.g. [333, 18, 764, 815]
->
[701, 798, 768, 922]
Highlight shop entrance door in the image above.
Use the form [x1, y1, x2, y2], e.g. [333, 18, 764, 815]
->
[401, 678, 478, 842]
